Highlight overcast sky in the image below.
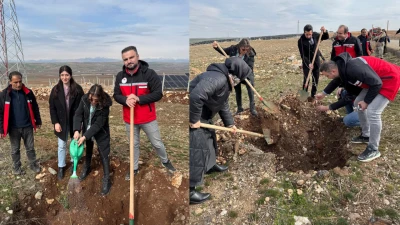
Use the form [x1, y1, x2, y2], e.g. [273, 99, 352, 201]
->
[190, 0, 400, 38]
[14, 0, 188, 60]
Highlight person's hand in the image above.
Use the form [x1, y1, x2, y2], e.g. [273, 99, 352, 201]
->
[126, 98, 136, 108]
[190, 121, 201, 128]
[320, 26, 326, 33]
[74, 131, 80, 140]
[212, 41, 218, 48]
[336, 88, 343, 98]
[77, 136, 86, 146]
[358, 101, 368, 110]
[55, 123, 61, 132]
[315, 93, 326, 100]
[229, 125, 237, 134]
[309, 64, 314, 70]
[127, 94, 139, 101]
[316, 105, 329, 112]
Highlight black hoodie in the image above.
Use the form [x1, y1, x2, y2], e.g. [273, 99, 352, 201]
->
[189, 57, 251, 125]
[298, 31, 329, 67]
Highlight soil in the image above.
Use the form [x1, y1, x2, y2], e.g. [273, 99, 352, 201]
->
[9, 154, 189, 225]
[160, 91, 189, 105]
[216, 94, 352, 172]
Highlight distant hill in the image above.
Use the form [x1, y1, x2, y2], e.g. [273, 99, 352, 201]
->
[25, 57, 189, 63]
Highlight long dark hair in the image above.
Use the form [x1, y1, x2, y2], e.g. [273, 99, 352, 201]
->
[54, 65, 79, 98]
[236, 38, 252, 56]
[87, 84, 108, 108]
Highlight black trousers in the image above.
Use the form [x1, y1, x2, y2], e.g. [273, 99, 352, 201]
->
[9, 126, 37, 169]
[84, 137, 110, 179]
[235, 78, 255, 111]
[302, 66, 320, 97]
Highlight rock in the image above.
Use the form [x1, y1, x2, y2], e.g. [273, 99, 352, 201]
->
[171, 172, 183, 188]
[51, 209, 58, 216]
[297, 180, 305, 186]
[265, 197, 270, 202]
[34, 191, 43, 200]
[317, 170, 329, 178]
[333, 167, 349, 177]
[27, 207, 32, 212]
[315, 185, 324, 194]
[48, 167, 57, 175]
[180, 215, 185, 221]
[297, 189, 303, 195]
[139, 160, 144, 165]
[35, 173, 46, 179]
[93, 170, 99, 176]
[111, 159, 121, 168]
[46, 198, 54, 205]
[294, 216, 311, 225]
[383, 199, 390, 205]
[7, 210, 13, 214]
[288, 189, 293, 197]
[349, 213, 361, 221]
[220, 209, 227, 216]
[194, 208, 203, 215]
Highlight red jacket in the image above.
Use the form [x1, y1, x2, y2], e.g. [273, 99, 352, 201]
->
[113, 60, 163, 124]
[360, 56, 400, 101]
[0, 85, 42, 136]
[331, 32, 363, 59]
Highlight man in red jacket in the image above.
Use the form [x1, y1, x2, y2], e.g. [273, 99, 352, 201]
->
[113, 46, 176, 180]
[317, 52, 400, 162]
[331, 25, 363, 60]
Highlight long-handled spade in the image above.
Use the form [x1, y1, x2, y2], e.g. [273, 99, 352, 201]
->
[216, 42, 279, 114]
[200, 122, 274, 145]
[298, 31, 323, 102]
[129, 107, 135, 225]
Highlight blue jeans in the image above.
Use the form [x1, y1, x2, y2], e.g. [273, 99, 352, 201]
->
[341, 90, 360, 127]
[57, 128, 72, 168]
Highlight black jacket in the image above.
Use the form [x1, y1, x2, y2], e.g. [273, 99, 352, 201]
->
[325, 52, 382, 104]
[73, 93, 112, 141]
[189, 57, 252, 125]
[298, 31, 329, 67]
[49, 82, 84, 141]
[331, 33, 363, 60]
[325, 80, 362, 110]
[0, 85, 41, 135]
[214, 45, 256, 70]
[357, 35, 372, 56]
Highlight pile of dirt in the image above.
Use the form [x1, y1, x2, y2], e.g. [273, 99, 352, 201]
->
[216, 94, 352, 172]
[10, 155, 189, 225]
[160, 91, 189, 105]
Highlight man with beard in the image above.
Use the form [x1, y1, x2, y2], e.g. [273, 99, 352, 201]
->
[298, 24, 329, 100]
[331, 25, 363, 60]
[189, 57, 252, 204]
[113, 46, 176, 180]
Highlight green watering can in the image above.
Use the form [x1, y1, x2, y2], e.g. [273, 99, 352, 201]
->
[69, 139, 84, 178]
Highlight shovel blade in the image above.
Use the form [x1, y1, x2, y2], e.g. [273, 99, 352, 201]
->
[262, 128, 274, 145]
[298, 90, 309, 102]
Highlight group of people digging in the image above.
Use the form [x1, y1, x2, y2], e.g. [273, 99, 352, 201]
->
[299, 24, 400, 163]
[0, 46, 176, 196]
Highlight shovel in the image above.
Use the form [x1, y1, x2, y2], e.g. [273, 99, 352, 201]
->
[129, 107, 135, 225]
[200, 122, 274, 145]
[69, 139, 84, 178]
[298, 30, 324, 101]
[216, 42, 279, 114]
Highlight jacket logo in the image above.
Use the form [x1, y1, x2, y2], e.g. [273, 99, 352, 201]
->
[350, 80, 363, 87]
[122, 78, 127, 84]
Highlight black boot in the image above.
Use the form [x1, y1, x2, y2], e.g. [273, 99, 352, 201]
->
[190, 187, 211, 204]
[57, 167, 64, 180]
[250, 103, 258, 116]
[206, 164, 228, 174]
[100, 157, 111, 195]
[79, 162, 91, 181]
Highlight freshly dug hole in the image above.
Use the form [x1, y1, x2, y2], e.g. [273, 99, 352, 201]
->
[218, 94, 352, 172]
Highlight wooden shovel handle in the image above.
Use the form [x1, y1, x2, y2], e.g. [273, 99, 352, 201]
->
[129, 107, 134, 222]
[216, 42, 229, 58]
[304, 30, 324, 90]
[200, 123, 264, 138]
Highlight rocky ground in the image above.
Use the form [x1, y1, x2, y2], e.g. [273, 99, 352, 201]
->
[189, 38, 400, 225]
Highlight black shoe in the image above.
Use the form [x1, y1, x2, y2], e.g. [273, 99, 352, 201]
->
[351, 135, 369, 144]
[190, 190, 211, 204]
[250, 109, 258, 116]
[30, 162, 41, 174]
[358, 146, 381, 162]
[206, 164, 228, 174]
[101, 178, 111, 196]
[79, 164, 91, 181]
[57, 167, 64, 180]
[162, 160, 176, 173]
[235, 108, 244, 115]
[12, 166, 24, 175]
[125, 169, 139, 181]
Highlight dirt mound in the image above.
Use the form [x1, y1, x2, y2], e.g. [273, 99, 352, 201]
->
[217, 94, 352, 172]
[160, 91, 189, 104]
[11, 155, 189, 225]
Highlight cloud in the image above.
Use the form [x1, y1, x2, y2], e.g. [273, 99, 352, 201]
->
[190, 0, 400, 38]
[10, 0, 188, 60]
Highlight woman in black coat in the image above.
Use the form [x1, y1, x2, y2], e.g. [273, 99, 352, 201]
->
[189, 57, 252, 204]
[212, 38, 258, 116]
[73, 84, 112, 196]
[49, 65, 84, 180]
